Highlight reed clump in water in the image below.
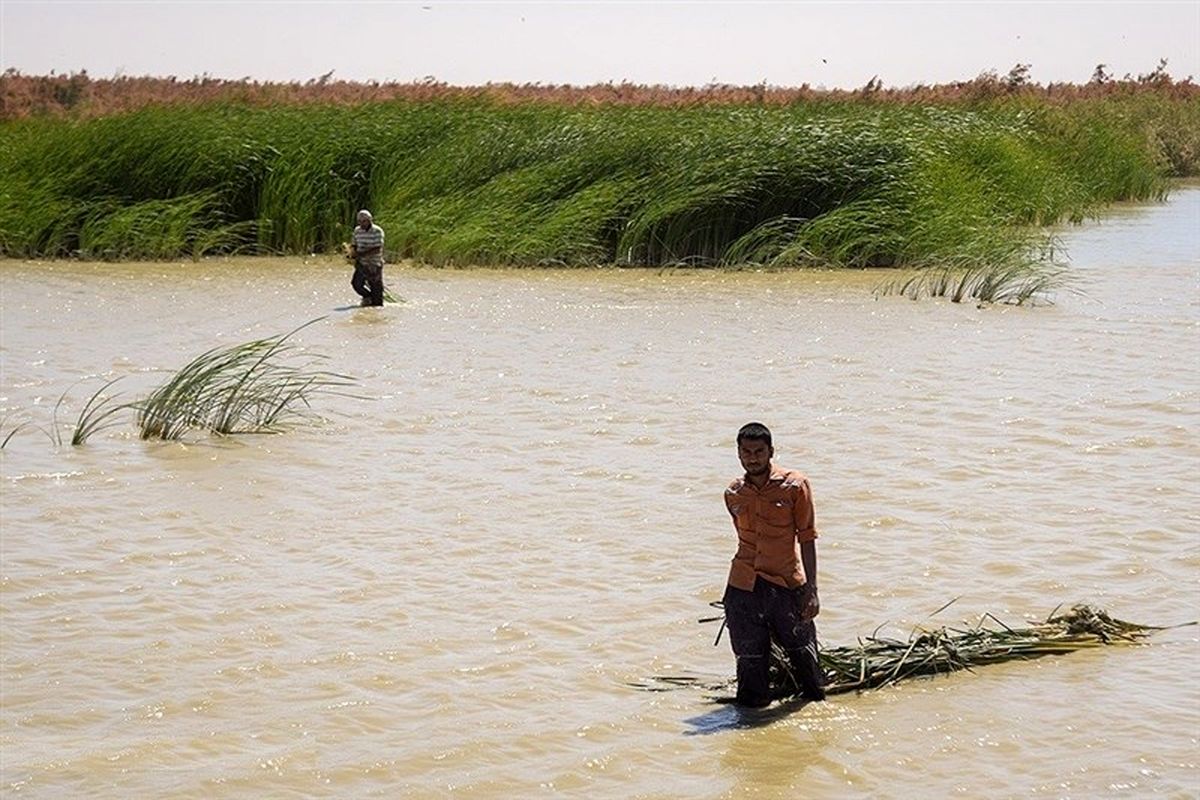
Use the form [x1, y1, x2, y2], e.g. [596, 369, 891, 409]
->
[8, 378, 134, 447]
[876, 259, 1074, 305]
[0, 324, 354, 447]
[135, 320, 354, 440]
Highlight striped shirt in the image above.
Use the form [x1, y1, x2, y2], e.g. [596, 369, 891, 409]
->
[352, 223, 385, 268]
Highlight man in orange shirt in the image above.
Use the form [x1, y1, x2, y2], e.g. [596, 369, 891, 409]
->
[722, 422, 826, 707]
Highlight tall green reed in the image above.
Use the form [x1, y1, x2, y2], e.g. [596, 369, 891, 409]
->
[1, 94, 1188, 285]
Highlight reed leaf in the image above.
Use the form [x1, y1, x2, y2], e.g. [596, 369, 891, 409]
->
[0, 416, 36, 448]
[69, 377, 132, 445]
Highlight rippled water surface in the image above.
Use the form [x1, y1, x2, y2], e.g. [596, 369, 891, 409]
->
[2, 187, 1198, 798]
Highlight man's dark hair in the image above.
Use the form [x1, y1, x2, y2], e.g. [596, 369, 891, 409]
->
[737, 422, 772, 448]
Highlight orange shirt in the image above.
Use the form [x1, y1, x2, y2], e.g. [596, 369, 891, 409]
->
[725, 466, 818, 591]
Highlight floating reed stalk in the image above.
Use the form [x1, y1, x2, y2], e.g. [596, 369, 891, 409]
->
[0, 416, 35, 449]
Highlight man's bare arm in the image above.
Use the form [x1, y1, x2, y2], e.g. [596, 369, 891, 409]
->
[799, 538, 819, 620]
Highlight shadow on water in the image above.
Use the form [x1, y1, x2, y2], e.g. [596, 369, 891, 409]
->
[333, 303, 393, 311]
[682, 696, 811, 736]
[333, 299, 405, 312]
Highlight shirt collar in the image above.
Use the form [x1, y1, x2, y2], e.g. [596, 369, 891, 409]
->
[741, 465, 786, 489]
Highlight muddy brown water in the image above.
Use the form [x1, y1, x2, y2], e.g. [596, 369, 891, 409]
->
[2, 187, 1197, 797]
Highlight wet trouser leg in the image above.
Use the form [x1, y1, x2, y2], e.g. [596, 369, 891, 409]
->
[723, 583, 772, 707]
[725, 578, 825, 706]
[762, 581, 826, 701]
[365, 266, 384, 306]
[351, 263, 370, 298]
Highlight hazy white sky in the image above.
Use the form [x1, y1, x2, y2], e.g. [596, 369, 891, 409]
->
[2, 1, 1197, 89]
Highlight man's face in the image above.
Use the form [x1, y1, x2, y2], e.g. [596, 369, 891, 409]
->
[358, 215, 371, 230]
[738, 438, 773, 477]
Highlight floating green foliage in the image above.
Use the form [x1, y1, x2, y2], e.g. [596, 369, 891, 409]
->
[1, 329, 353, 449]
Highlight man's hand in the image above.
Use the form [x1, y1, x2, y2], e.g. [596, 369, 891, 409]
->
[800, 584, 820, 621]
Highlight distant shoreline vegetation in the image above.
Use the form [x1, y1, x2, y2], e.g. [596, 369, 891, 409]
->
[2, 67, 1197, 300]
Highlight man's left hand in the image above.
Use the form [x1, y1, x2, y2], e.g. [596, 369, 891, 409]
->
[801, 585, 820, 620]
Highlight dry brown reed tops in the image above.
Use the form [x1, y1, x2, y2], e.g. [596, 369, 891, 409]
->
[2, 65, 1198, 122]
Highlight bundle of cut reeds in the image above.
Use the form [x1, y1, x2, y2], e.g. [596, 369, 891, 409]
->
[788, 604, 1163, 697]
[636, 604, 1183, 700]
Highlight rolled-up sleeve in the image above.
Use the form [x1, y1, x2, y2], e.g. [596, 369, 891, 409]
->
[793, 479, 818, 542]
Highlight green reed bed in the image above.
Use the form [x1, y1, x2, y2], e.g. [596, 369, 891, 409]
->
[1, 92, 1194, 299]
[636, 604, 1187, 700]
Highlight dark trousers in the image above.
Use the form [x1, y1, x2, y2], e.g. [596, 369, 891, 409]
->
[724, 578, 825, 707]
[352, 262, 384, 306]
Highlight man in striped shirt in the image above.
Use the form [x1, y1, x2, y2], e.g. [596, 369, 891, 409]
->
[350, 209, 385, 307]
